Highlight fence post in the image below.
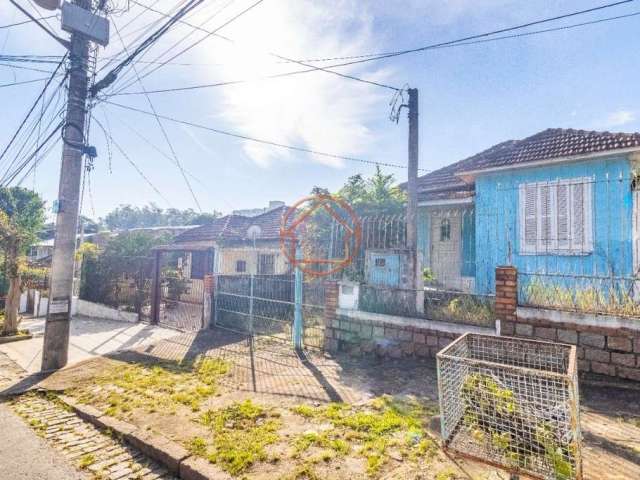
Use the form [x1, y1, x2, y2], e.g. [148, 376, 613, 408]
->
[293, 247, 303, 350]
[495, 266, 518, 336]
[249, 274, 254, 335]
[150, 250, 161, 325]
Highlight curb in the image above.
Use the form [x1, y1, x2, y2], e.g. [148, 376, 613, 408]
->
[0, 333, 33, 344]
[58, 395, 230, 480]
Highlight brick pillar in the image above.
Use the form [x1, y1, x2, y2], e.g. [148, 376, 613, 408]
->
[495, 266, 517, 336]
[323, 281, 339, 351]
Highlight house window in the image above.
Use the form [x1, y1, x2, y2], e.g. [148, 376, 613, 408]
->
[518, 177, 593, 255]
[258, 254, 275, 275]
[375, 258, 386, 267]
[440, 218, 451, 241]
[236, 260, 247, 273]
[190, 251, 207, 279]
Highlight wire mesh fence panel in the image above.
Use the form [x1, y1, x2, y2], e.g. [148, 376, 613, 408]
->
[357, 284, 496, 328]
[302, 277, 326, 349]
[437, 334, 581, 480]
[214, 274, 295, 342]
[213, 273, 326, 348]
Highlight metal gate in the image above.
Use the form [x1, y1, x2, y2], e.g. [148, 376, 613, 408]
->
[213, 273, 326, 349]
[155, 248, 213, 331]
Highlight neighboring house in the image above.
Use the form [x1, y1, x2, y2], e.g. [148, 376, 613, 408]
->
[410, 128, 640, 295]
[168, 205, 291, 276]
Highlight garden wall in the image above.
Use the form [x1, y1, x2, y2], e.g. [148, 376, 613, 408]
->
[323, 281, 495, 358]
[496, 266, 640, 382]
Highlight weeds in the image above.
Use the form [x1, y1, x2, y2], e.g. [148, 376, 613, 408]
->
[290, 396, 436, 476]
[523, 278, 640, 317]
[77, 453, 96, 469]
[69, 356, 229, 418]
[191, 400, 282, 476]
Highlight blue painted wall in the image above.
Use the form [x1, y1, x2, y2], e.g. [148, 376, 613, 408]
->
[475, 156, 633, 295]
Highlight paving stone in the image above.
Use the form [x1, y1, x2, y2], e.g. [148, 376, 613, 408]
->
[9, 394, 177, 480]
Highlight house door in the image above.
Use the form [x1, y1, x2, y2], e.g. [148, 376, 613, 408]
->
[430, 213, 462, 290]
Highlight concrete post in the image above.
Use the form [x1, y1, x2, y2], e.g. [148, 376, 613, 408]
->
[41, 0, 91, 371]
[293, 247, 303, 350]
[407, 88, 424, 312]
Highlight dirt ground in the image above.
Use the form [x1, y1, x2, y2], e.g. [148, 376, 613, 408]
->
[33, 328, 640, 480]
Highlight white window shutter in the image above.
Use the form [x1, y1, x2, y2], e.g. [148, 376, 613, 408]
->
[557, 182, 570, 250]
[520, 183, 538, 253]
[538, 183, 554, 252]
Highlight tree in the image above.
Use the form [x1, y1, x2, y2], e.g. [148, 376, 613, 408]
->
[102, 203, 221, 230]
[0, 187, 45, 335]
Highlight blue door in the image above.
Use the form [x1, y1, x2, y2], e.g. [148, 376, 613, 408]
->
[368, 253, 400, 287]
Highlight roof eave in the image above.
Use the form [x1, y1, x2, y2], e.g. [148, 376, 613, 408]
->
[454, 146, 640, 179]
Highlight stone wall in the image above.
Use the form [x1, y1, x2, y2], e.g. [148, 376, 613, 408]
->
[322, 282, 495, 358]
[495, 266, 640, 382]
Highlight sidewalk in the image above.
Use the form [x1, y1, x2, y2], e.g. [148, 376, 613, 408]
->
[0, 316, 178, 373]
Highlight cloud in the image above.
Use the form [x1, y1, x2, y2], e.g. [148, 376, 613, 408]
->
[603, 110, 636, 128]
[190, 0, 392, 168]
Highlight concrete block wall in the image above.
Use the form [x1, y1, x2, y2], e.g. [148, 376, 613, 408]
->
[322, 280, 494, 359]
[324, 312, 459, 358]
[495, 266, 640, 382]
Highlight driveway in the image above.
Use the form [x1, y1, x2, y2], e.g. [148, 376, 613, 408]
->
[0, 316, 178, 373]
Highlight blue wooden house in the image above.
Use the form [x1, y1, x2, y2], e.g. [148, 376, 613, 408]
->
[412, 128, 640, 297]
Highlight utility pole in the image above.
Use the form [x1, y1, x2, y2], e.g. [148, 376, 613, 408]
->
[406, 88, 424, 312]
[40, 0, 108, 370]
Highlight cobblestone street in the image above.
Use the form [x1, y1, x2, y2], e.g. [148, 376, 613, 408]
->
[10, 394, 177, 480]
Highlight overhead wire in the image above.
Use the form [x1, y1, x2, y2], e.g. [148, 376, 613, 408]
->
[106, 0, 268, 95]
[0, 15, 57, 30]
[104, 99, 430, 172]
[110, 20, 203, 211]
[0, 55, 67, 171]
[120, 0, 401, 92]
[111, 1, 640, 96]
[91, 114, 173, 206]
[105, 0, 241, 94]
[90, 0, 207, 96]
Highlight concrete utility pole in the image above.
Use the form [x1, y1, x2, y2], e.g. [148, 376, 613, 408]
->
[406, 88, 424, 311]
[41, 0, 92, 371]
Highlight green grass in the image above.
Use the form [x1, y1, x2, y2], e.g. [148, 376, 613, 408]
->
[191, 400, 282, 476]
[77, 453, 96, 469]
[70, 356, 230, 417]
[290, 396, 437, 476]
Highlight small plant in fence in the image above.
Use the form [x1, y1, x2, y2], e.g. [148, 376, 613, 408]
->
[437, 333, 581, 480]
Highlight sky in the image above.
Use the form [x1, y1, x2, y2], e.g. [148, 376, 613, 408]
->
[1, 0, 640, 220]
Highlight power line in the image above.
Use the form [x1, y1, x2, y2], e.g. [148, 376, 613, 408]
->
[0, 76, 50, 88]
[111, 1, 640, 97]
[0, 15, 57, 29]
[8, 0, 69, 49]
[108, 0, 267, 95]
[122, 0, 399, 92]
[111, 20, 202, 211]
[90, 0, 207, 96]
[0, 56, 67, 170]
[105, 0, 240, 91]
[1, 120, 64, 186]
[104, 99, 429, 172]
[91, 114, 173, 206]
